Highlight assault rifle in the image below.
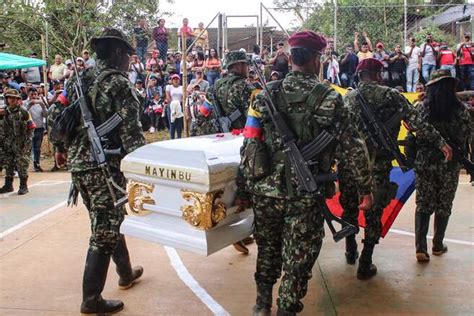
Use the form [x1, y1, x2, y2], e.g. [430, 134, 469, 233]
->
[253, 62, 358, 242]
[355, 88, 413, 171]
[442, 134, 474, 177]
[209, 87, 243, 133]
[68, 59, 128, 208]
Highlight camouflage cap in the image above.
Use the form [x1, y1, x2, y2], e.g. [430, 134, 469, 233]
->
[426, 69, 458, 86]
[90, 27, 134, 54]
[224, 51, 248, 69]
[4, 89, 22, 99]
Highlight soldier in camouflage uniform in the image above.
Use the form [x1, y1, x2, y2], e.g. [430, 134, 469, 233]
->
[239, 31, 374, 316]
[0, 89, 35, 195]
[204, 51, 255, 132]
[414, 70, 472, 262]
[340, 58, 452, 279]
[0, 95, 6, 174]
[57, 29, 146, 314]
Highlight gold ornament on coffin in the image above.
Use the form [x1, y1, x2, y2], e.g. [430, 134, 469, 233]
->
[181, 190, 227, 230]
[127, 181, 155, 215]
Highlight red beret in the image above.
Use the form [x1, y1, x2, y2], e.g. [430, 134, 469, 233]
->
[356, 58, 384, 73]
[288, 31, 327, 54]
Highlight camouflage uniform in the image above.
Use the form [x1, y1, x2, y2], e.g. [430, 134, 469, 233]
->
[204, 51, 255, 132]
[241, 71, 371, 313]
[47, 101, 67, 154]
[67, 59, 145, 253]
[0, 107, 5, 171]
[341, 80, 446, 245]
[188, 91, 217, 136]
[414, 70, 473, 260]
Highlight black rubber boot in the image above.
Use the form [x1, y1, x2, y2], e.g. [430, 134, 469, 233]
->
[415, 212, 431, 262]
[276, 309, 296, 316]
[0, 177, 14, 194]
[432, 214, 449, 256]
[112, 236, 143, 290]
[345, 234, 359, 265]
[357, 242, 377, 280]
[252, 282, 273, 316]
[33, 162, 43, 172]
[80, 250, 124, 314]
[18, 177, 28, 195]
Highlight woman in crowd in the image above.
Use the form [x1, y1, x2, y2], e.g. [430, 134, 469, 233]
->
[146, 50, 163, 72]
[153, 18, 169, 62]
[204, 48, 221, 86]
[414, 69, 472, 263]
[146, 63, 164, 87]
[188, 69, 209, 92]
[191, 51, 205, 80]
[165, 74, 184, 139]
[129, 54, 145, 84]
[146, 76, 163, 133]
[181, 53, 194, 84]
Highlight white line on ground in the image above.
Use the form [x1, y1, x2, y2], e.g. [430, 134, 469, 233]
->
[164, 246, 230, 316]
[0, 201, 67, 239]
[390, 228, 474, 246]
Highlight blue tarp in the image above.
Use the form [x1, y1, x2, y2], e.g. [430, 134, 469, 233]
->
[0, 52, 46, 70]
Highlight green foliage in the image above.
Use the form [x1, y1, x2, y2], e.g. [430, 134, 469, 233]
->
[0, 0, 172, 63]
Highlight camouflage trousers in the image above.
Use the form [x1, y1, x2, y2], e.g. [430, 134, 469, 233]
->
[251, 195, 324, 313]
[4, 148, 31, 178]
[415, 162, 460, 217]
[339, 160, 395, 244]
[72, 168, 127, 254]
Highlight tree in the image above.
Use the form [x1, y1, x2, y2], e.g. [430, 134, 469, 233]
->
[0, 0, 172, 61]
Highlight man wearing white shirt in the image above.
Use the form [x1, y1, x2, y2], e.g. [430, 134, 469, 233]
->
[405, 37, 421, 92]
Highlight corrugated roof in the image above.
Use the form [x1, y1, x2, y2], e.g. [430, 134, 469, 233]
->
[419, 4, 473, 27]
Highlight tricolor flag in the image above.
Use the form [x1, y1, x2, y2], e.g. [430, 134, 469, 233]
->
[26, 113, 36, 130]
[243, 107, 263, 140]
[199, 98, 213, 117]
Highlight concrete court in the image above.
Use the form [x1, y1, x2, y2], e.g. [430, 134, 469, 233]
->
[0, 171, 473, 315]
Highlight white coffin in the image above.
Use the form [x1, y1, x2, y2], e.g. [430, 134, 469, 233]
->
[120, 133, 254, 256]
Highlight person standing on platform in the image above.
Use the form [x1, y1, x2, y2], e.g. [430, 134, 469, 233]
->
[414, 69, 472, 262]
[239, 31, 374, 316]
[340, 58, 452, 280]
[58, 28, 146, 314]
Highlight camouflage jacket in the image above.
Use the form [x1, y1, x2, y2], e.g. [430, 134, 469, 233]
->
[207, 73, 255, 130]
[66, 60, 145, 172]
[3, 105, 34, 153]
[415, 101, 473, 170]
[47, 101, 67, 152]
[240, 71, 372, 200]
[344, 81, 446, 162]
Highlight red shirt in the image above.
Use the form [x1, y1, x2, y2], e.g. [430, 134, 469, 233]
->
[439, 49, 455, 65]
[153, 26, 168, 42]
[179, 26, 193, 37]
[459, 44, 473, 65]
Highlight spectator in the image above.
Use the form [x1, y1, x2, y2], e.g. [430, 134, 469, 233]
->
[153, 19, 169, 62]
[419, 33, 438, 82]
[0, 73, 20, 94]
[146, 50, 163, 71]
[191, 51, 205, 80]
[269, 42, 289, 78]
[178, 18, 194, 50]
[189, 69, 209, 92]
[165, 74, 184, 139]
[75, 57, 86, 74]
[63, 59, 74, 81]
[252, 44, 263, 67]
[339, 44, 358, 88]
[146, 76, 163, 133]
[21, 52, 42, 84]
[193, 22, 208, 51]
[133, 18, 149, 64]
[438, 43, 456, 78]
[405, 36, 420, 92]
[389, 44, 408, 89]
[270, 70, 281, 81]
[135, 79, 146, 99]
[149, 92, 166, 131]
[129, 54, 145, 84]
[204, 48, 221, 86]
[48, 55, 66, 81]
[174, 52, 182, 74]
[26, 88, 48, 172]
[373, 42, 390, 82]
[82, 50, 96, 69]
[354, 32, 373, 61]
[327, 39, 339, 58]
[324, 47, 340, 85]
[181, 53, 194, 84]
[456, 33, 474, 90]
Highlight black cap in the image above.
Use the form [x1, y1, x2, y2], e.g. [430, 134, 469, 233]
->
[136, 79, 143, 84]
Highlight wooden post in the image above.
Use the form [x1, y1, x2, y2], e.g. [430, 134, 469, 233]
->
[182, 33, 189, 138]
[40, 34, 48, 90]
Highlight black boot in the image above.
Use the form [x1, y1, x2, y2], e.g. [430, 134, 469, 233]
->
[276, 309, 296, 316]
[415, 212, 431, 262]
[80, 250, 124, 314]
[357, 242, 377, 280]
[252, 282, 273, 316]
[112, 236, 143, 290]
[0, 177, 14, 194]
[345, 234, 358, 265]
[18, 177, 28, 195]
[432, 214, 449, 256]
[33, 162, 43, 172]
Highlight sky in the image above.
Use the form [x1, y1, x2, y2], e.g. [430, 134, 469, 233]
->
[159, 0, 304, 30]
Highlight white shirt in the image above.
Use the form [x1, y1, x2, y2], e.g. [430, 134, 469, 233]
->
[166, 84, 183, 102]
[169, 100, 184, 123]
[420, 43, 437, 66]
[405, 46, 420, 68]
